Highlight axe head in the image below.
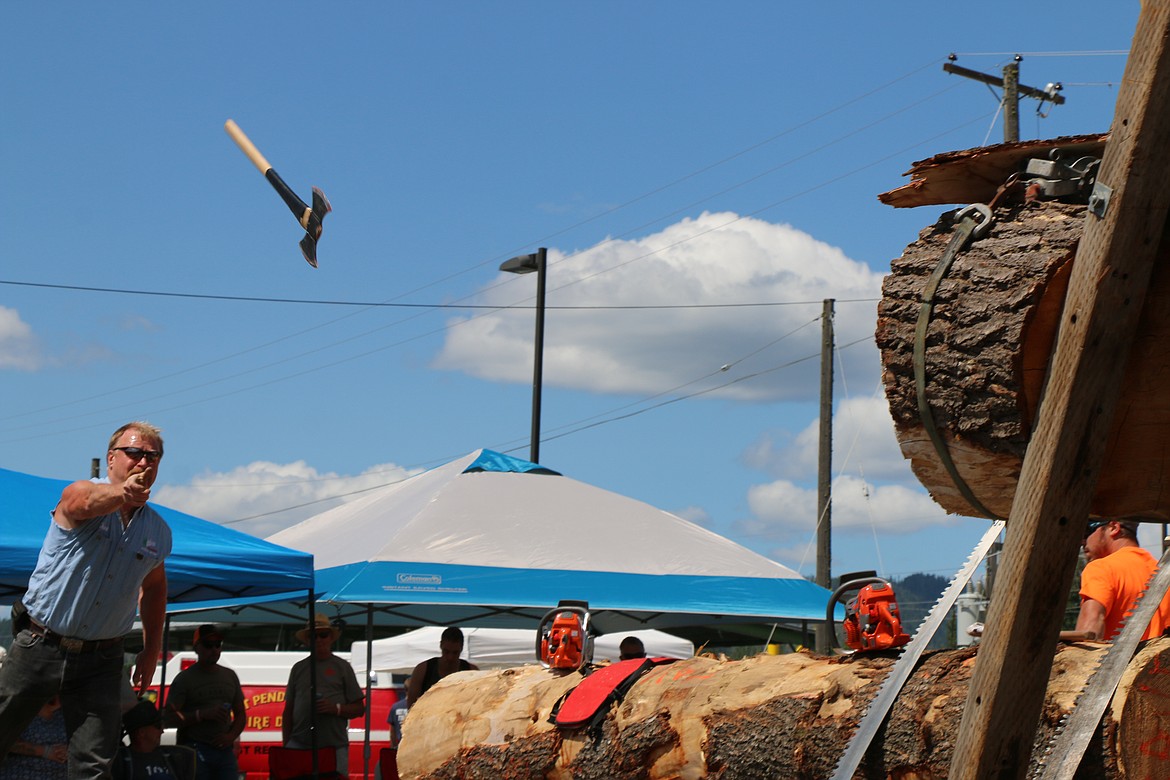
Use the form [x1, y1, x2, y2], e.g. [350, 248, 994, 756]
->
[298, 186, 332, 268]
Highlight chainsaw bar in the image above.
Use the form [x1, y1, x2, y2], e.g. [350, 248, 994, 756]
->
[1033, 542, 1170, 780]
[829, 520, 1006, 780]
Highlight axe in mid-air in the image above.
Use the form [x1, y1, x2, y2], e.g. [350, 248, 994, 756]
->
[224, 119, 331, 268]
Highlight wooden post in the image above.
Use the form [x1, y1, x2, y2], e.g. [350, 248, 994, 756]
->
[1002, 59, 1020, 143]
[950, 5, 1170, 778]
[815, 298, 834, 654]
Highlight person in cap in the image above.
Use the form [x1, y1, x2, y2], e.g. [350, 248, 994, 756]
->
[1076, 518, 1170, 641]
[281, 615, 363, 776]
[112, 700, 194, 780]
[163, 626, 245, 780]
[0, 422, 172, 779]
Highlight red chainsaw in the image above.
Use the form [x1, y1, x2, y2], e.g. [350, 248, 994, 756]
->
[827, 571, 910, 653]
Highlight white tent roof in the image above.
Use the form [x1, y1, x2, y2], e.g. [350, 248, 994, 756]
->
[274, 450, 794, 578]
[259, 449, 833, 631]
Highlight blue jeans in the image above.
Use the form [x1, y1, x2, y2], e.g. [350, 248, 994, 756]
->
[185, 741, 239, 780]
[0, 629, 125, 779]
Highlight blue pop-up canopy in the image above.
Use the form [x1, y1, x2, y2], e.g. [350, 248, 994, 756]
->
[0, 467, 314, 608]
[258, 449, 836, 633]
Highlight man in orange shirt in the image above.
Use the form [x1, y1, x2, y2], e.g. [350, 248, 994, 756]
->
[1076, 518, 1170, 641]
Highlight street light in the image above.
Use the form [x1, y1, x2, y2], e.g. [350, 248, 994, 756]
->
[499, 247, 547, 464]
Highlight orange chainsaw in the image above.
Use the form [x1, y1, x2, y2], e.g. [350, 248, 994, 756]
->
[827, 571, 910, 653]
[536, 600, 593, 671]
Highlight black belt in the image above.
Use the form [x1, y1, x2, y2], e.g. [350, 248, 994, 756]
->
[26, 619, 122, 654]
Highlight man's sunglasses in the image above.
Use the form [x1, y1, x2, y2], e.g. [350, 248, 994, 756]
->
[315, 630, 334, 639]
[114, 447, 163, 463]
[200, 640, 223, 649]
[1084, 520, 1109, 538]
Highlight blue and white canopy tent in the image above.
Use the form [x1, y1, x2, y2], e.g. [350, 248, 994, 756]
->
[256, 449, 835, 636]
[183, 449, 835, 780]
[0, 467, 314, 609]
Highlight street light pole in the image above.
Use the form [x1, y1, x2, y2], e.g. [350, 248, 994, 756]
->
[498, 247, 547, 464]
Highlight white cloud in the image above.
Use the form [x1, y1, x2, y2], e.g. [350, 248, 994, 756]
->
[734, 394, 958, 565]
[738, 475, 954, 568]
[154, 460, 420, 540]
[0, 306, 43, 370]
[743, 395, 913, 484]
[436, 212, 883, 402]
[746, 475, 952, 535]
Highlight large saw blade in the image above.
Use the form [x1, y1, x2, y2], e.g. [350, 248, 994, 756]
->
[1034, 542, 1170, 780]
[830, 520, 1006, 780]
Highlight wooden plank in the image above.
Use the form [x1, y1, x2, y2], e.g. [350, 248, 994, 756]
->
[950, 4, 1170, 779]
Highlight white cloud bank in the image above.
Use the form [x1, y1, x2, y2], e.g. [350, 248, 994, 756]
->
[154, 460, 420, 540]
[156, 213, 940, 560]
[437, 211, 884, 403]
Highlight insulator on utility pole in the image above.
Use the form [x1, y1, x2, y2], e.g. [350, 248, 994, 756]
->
[942, 54, 1065, 143]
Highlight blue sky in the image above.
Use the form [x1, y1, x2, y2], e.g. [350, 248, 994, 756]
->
[1, 3, 1148, 582]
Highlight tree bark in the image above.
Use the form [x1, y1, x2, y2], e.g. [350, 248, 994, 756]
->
[876, 199, 1170, 521]
[396, 638, 1170, 779]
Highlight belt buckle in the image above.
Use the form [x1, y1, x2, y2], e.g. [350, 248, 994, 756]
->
[58, 636, 85, 653]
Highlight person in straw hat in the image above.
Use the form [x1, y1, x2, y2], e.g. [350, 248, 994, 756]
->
[281, 615, 363, 776]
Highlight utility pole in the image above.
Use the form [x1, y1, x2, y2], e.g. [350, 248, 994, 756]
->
[90, 457, 100, 479]
[943, 54, 1065, 143]
[815, 299, 834, 654]
[1003, 59, 1020, 142]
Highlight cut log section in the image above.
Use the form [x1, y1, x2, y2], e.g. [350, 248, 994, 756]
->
[876, 198, 1170, 520]
[395, 638, 1170, 779]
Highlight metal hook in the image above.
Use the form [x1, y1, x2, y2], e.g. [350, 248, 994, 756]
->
[954, 203, 993, 239]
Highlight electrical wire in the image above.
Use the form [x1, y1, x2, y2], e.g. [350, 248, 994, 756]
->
[0, 279, 863, 311]
[221, 316, 842, 522]
[2, 58, 960, 437]
[0, 102, 978, 438]
[6, 59, 981, 528]
[949, 50, 1127, 58]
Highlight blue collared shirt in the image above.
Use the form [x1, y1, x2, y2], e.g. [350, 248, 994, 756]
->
[23, 481, 172, 640]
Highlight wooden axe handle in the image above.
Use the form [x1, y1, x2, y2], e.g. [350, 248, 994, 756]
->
[1058, 630, 1098, 642]
[224, 119, 272, 174]
[969, 625, 1099, 642]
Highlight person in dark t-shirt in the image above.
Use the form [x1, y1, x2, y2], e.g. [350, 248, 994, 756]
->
[406, 627, 479, 707]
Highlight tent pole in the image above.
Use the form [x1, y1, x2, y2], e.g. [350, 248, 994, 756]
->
[158, 612, 171, 704]
[307, 596, 319, 778]
[363, 605, 373, 779]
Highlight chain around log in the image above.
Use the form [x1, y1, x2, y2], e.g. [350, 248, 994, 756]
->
[912, 203, 1002, 520]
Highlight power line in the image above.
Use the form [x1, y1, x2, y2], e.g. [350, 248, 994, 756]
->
[2, 60, 955, 452]
[0, 278, 871, 311]
[949, 50, 1127, 58]
[221, 324, 877, 524]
